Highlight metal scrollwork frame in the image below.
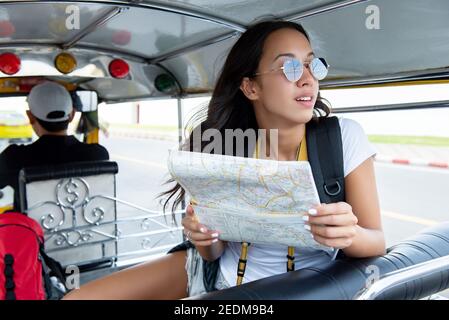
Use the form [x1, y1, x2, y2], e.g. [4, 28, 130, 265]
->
[27, 177, 111, 244]
[25, 175, 185, 268]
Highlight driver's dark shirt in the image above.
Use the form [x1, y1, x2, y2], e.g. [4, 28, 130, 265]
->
[0, 135, 109, 211]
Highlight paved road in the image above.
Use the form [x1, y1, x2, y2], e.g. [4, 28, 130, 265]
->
[375, 162, 449, 245]
[102, 136, 177, 212]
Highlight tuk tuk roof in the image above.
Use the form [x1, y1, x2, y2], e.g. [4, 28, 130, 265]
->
[1, 0, 449, 102]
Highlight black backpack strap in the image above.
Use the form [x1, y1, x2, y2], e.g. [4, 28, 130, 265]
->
[39, 245, 66, 283]
[39, 245, 69, 299]
[306, 116, 345, 204]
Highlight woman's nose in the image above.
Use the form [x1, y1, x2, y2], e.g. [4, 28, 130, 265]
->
[296, 64, 314, 87]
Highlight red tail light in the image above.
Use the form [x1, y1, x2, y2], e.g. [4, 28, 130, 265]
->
[108, 58, 129, 79]
[0, 52, 21, 75]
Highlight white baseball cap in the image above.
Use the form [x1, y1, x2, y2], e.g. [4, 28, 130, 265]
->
[27, 81, 73, 122]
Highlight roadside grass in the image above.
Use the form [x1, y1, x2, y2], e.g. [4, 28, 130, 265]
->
[368, 135, 449, 147]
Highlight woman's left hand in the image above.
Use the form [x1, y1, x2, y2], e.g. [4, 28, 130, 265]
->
[305, 202, 359, 249]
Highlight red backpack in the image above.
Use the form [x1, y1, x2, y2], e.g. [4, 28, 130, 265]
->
[0, 212, 66, 300]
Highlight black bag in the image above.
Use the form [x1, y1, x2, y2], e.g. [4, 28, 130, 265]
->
[168, 116, 346, 292]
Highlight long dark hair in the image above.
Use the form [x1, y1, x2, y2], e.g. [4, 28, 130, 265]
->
[160, 20, 331, 213]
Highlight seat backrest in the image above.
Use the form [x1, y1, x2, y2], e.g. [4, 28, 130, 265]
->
[18, 161, 119, 270]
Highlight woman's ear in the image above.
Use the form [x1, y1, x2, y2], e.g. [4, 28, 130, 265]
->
[240, 77, 260, 101]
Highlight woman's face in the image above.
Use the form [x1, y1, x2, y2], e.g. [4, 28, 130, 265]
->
[249, 28, 319, 128]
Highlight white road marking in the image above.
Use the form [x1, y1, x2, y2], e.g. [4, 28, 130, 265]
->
[381, 210, 440, 226]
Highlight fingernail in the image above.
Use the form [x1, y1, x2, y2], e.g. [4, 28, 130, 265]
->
[308, 208, 318, 216]
[211, 233, 219, 238]
[304, 224, 311, 231]
[200, 227, 207, 233]
[212, 238, 219, 243]
[302, 215, 309, 222]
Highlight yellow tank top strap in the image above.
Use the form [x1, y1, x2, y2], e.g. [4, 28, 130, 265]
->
[236, 242, 250, 285]
[287, 128, 307, 271]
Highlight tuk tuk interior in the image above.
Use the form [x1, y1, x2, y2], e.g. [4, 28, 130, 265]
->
[0, 0, 449, 300]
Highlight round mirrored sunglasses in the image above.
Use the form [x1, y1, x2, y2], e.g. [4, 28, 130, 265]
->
[254, 57, 329, 82]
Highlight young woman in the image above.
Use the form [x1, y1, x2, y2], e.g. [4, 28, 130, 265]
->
[64, 20, 385, 300]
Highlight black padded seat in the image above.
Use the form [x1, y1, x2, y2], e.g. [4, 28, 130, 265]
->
[190, 222, 449, 300]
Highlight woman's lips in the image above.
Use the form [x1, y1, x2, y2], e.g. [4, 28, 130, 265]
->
[295, 96, 314, 109]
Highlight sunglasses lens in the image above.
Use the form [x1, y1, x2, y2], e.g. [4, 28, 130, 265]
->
[311, 57, 328, 80]
[283, 59, 303, 82]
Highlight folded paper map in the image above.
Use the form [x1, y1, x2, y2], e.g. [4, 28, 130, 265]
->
[167, 150, 333, 252]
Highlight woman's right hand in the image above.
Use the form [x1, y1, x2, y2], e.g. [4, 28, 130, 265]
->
[181, 205, 221, 246]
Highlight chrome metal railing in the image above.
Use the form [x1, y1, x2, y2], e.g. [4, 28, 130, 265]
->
[355, 254, 449, 300]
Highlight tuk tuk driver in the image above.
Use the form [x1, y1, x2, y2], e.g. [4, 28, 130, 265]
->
[0, 81, 109, 212]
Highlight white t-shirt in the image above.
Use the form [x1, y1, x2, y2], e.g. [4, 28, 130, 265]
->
[219, 117, 377, 286]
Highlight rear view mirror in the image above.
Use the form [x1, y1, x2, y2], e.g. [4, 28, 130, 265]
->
[72, 91, 98, 112]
